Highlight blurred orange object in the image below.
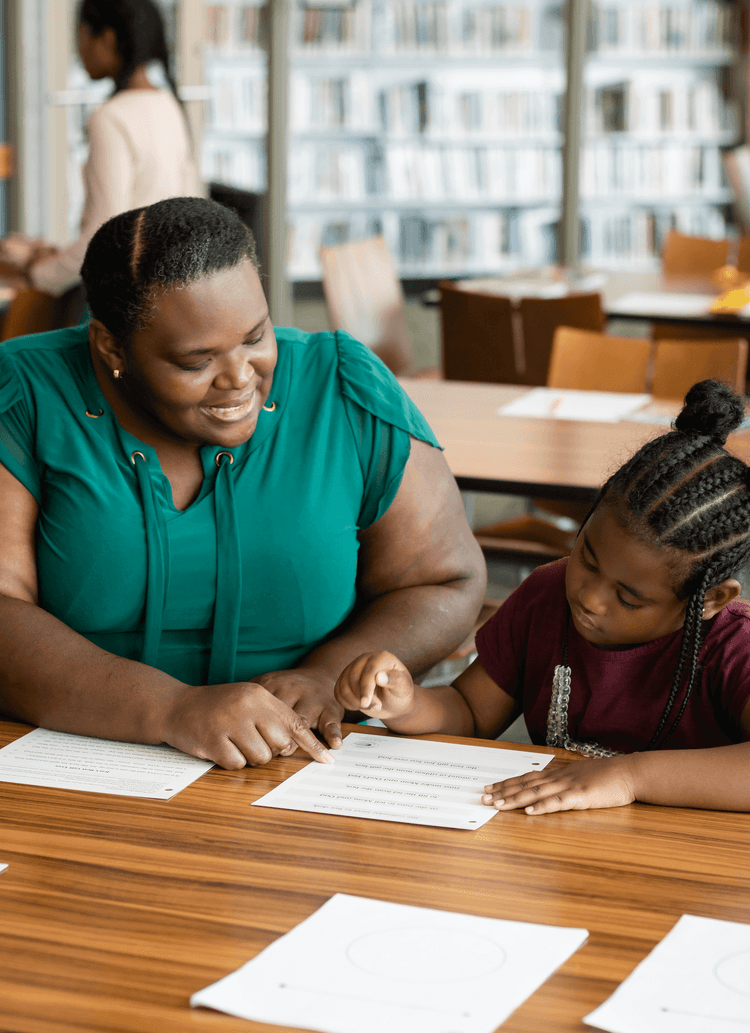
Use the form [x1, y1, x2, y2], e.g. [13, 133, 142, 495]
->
[710, 286, 750, 313]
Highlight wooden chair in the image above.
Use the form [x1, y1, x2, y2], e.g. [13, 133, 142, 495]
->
[660, 228, 729, 278]
[474, 323, 649, 565]
[438, 280, 520, 384]
[0, 284, 88, 342]
[1, 289, 59, 341]
[319, 236, 416, 376]
[655, 230, 735, 343]
[518, 292, 605, 386]
[547, 326, 651, 393]
[651, 339, 748, 400]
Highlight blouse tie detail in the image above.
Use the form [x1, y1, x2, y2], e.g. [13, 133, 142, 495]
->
[128, 448, 243, 683]
[209, 451, 242, 684]
[130, 450, 170, 667]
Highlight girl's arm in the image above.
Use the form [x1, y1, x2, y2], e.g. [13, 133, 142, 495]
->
[484, 700, 750, 814]
[334, 651, 518, 739]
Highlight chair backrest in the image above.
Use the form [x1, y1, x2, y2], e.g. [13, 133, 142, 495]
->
[651, 339, 748, 399]
[547, 326, 651, 393]
[518, 292, 605, 386]
[660, 229, 729, 277]
[737, 237, 750, 274]
[319, 235, 414, 375]
[1, 289, 60, 342]
[438, 281, 518, 384]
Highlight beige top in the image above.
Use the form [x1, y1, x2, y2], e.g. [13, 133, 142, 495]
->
[32, 88, 202, 297]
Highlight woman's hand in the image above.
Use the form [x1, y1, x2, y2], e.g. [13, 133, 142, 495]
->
[252, 668, 344, 750]
[481, 755, 638, 815]
[334, 651, 415, 721]
[160, 681, 336, 769]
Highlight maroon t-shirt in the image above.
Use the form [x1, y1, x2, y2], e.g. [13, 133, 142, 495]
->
[476, 559, 750, 752]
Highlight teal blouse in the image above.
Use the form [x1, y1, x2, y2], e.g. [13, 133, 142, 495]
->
[0, 325, 439, 685]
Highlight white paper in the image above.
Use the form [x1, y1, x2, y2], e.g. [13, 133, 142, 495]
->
[252, 732, 553, 830]
[0, 864, 7, 873]
[0, 728, 214, 799]
[610, 292, 717, 318]
[191, 893, 589, 1033]
[585, 914, 750, 1033]
[499, 387, 651, 423]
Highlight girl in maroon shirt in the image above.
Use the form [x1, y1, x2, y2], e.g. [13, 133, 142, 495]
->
[335, 379, 750, 814]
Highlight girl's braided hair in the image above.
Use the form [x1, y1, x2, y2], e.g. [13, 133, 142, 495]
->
[78, 0, 180, 102]
[591, 378, 750, 748]
[80, 196, 259, 346]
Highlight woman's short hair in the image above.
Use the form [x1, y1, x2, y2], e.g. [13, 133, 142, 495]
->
[81, 196, 259, 344]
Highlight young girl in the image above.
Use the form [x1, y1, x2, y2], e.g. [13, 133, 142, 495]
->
[335, 379, 750, 814]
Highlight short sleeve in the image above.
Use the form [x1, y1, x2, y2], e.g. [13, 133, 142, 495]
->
[335, 330, 441, 528]
[0, 350, 41, 501]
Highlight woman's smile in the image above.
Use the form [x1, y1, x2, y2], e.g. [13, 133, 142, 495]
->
[199, 391, 257, 423]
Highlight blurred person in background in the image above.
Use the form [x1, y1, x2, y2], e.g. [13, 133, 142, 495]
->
[1, 0, 200, 297]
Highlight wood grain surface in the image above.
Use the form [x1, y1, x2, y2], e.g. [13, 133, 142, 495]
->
[1, 719, 748, 1033]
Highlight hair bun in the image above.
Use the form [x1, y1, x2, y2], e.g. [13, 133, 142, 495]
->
[674, 379, 746, 445]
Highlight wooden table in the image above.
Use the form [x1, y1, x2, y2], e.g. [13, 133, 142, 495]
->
[400, 378, 750, 501]
[1, 719, 749, 1033]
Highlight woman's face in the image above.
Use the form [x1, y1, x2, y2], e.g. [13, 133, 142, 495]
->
[121, 259, 277, 450]
[77, 22, 121, 80]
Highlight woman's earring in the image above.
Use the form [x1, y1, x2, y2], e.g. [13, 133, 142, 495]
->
[113, 369, 122, 380]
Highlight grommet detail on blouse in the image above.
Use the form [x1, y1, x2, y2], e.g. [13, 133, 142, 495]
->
[85, 408, 104, 418]
[262, 401, 276, 412]
[130, 451, 146, 464]
[215, 451, 234, 467]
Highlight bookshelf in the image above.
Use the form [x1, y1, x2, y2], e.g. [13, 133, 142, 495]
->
[200, 0, 568, 283]
[579, 0, 743, 270]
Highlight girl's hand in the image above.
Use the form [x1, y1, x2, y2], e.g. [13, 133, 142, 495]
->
[334, 651, 415, 720]
[481, 755, 638, 815]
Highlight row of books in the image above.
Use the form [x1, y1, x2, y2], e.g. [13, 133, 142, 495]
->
[287, 206, 558, 278]
[203, 1, 735, 57]
[290, 75, 562, 136]
[581, 142, 726, 198]
[286, 141, 561, 202]
[586, 2, 736, 56]
[382, 1, 562, 53]
[582, 205, 728, 266]
[586, 75, 739, 137]
[201, 139, 266, 193]
[385, 143, 560, 200]
[294, 1, 372, 51]
[205, 3, 265, 51]
[209, 70, 266, 132]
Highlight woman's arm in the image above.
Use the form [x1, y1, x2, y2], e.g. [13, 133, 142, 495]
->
[484, 701, 750, 814]
[30, 109, 134, 297]
[254, 439, 488, 741]
[0, 465, 332, 768]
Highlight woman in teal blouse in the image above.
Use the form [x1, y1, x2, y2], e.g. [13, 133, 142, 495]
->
[0, 197, 485, 768]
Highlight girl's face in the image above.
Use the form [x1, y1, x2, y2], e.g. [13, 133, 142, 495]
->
[565, 504, 688, 649]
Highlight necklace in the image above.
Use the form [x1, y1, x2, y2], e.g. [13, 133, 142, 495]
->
[546, 606, 620, 759]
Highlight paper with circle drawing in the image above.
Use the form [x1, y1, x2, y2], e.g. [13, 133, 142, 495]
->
[585, 914, 750, 1033]
[191, 892, 588, 1033]
[0, 727, 214, 799]
[252, 732, 553, 829]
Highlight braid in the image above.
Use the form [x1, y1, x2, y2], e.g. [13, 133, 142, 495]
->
[80, 197, 259, 346]
[647, 580, 707, 749]
[598, 380, 750, 748]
